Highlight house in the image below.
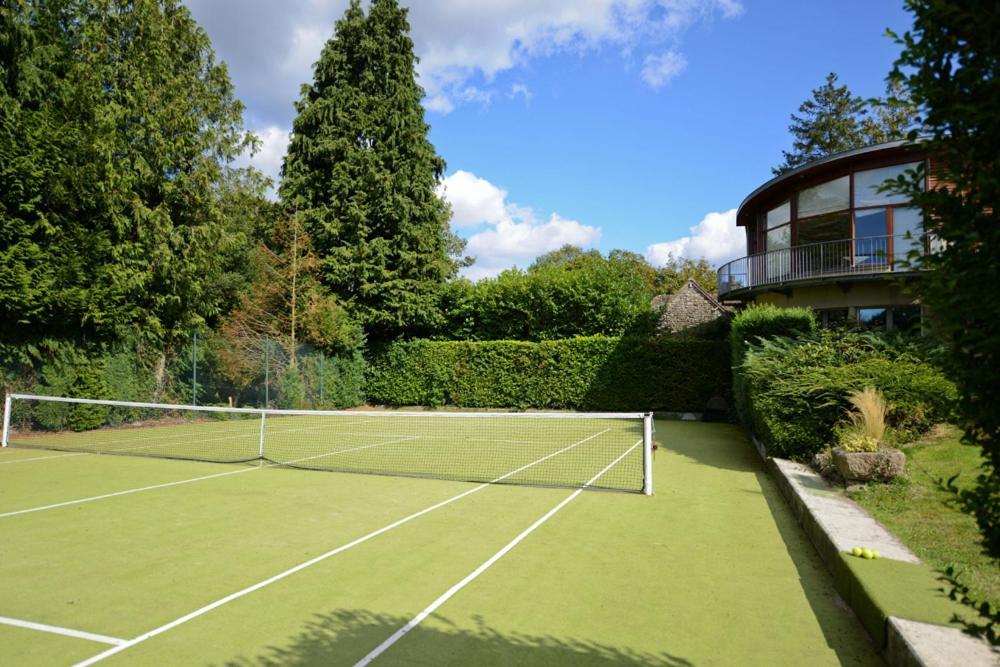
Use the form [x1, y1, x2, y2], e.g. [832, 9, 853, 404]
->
[652, 279, 730, 337]
[716, 140, 937, 331]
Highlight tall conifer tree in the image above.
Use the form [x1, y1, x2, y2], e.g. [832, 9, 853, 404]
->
[773, 73, 868, 175]
[280, 0, 462, 343]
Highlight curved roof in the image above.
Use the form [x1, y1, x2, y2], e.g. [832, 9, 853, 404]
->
[736, 139, 926, 225]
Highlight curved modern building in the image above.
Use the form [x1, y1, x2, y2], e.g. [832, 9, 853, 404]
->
[717, 141, 938, 331]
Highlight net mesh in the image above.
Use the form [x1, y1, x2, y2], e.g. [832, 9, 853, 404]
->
[4, 395, 649, 493]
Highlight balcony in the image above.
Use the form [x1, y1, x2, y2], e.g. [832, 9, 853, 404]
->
[717, 234, 932, 298]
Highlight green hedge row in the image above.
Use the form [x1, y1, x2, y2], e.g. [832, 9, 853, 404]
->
[729, 304, 817, 425]
[366, 335, 730, 412]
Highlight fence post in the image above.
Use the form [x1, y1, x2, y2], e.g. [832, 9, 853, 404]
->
[264, 336, 270, 409]
[191, 332, 198, 406]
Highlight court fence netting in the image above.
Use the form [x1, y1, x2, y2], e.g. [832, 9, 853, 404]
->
[2, 393, 653, 494]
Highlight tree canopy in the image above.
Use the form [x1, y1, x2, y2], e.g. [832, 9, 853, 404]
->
[774, 73, 918, 175]
[889, 0, 1000, 559]
[432, 246, 716, 342]
[280, 0, 464, 345]
[0, 0, 262, 348]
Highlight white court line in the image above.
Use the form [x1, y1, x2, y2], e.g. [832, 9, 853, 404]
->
[354, 439, 643, 667]
[0, 615, 127, 646]
[0, 451, 89, 465]
[0, 434, 424, 519]
[71, 429, 611, 667]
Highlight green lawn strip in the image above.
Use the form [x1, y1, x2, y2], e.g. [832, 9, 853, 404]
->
[0, 453, 242, 513]
[383, 421, 879, 666]
[848, 425, 999, 608]
[0, 623, 108, 667]
[90, 484, 570, 666]
[833, 553, 983, 647]
[0, 462, 490, 644]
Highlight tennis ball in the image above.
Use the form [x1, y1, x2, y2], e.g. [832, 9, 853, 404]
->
[872, 549, 881, 559]
[862, 549, 874, 560]
[852, 547, 863, 557]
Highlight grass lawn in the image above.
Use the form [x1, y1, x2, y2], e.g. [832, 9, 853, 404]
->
[848, 424, 1000, 608]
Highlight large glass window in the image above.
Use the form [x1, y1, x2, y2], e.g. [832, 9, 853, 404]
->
[798, 175, 849, 217]
[817, 308, 849, 328]
[854, 162, 922, 207]
[893, 206, 924, 261]
[854, 208, 889, 266]
[766, 224, 791, 251]
[891, 306, 922, 333]
[767, 201, 791, 228]
[858, 307, 888, 330]
[798, 212, 851, 245]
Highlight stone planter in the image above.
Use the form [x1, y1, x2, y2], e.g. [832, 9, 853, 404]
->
[832, 447, 906, 483]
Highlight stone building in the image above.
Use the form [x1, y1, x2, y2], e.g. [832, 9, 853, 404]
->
[653, 280, 731, 337]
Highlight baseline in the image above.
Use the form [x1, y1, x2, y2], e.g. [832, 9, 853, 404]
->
[71, 429, 610, 666]
[354, 438, 643, 666]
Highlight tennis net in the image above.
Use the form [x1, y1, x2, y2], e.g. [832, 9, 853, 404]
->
[2, 394, 653, 494]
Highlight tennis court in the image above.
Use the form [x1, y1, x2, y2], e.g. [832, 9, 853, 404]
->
[1, 398, 880, 666]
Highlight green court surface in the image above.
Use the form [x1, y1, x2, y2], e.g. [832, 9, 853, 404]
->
[0, 420, 880, 666]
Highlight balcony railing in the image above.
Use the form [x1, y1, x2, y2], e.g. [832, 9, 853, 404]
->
[717, 234, 934, 297]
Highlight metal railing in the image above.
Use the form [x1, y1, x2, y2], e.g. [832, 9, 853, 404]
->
[717, 234, 933, 297]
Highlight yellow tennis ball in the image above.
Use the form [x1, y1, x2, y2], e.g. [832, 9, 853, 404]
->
[852, 547, 863, 557]
[862, 549, 874, 560]
[872, 549, 881, 559]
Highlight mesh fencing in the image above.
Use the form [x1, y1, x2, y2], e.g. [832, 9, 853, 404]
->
[3, 395, 651, 493]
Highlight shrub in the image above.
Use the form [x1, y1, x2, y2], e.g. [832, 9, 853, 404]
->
[730, 304, 817, 423]
[366, 335, 730, 412]
[743, 330, 956, 459]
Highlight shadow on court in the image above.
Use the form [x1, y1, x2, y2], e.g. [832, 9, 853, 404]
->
[756, 472, 881, 664]
[222, 608, 693, 667]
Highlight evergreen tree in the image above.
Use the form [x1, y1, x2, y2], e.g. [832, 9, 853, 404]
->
[862, 78, 919, 145]
[280, 0, 464, 344]
[0, 0, 260, 347]
[773, 73, 868, 175]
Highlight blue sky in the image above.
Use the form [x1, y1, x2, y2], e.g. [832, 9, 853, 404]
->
[183, 1, 915, 278]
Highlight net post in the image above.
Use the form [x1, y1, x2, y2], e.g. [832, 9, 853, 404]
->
[642, 412, 653, 496]
[258, 411, 267, 465]
[2, 393, 11, 447]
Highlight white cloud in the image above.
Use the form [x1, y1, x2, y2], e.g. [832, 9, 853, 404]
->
[646, 208, 743, 266]
[438, 170, 510, 228]
[509, 83, 533, 103]
[438, 170, 601, 279]
[641, 50, 687, 89]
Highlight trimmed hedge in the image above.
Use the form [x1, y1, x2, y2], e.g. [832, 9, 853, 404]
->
[366, 336, 730, 412]
[742, 330, 956, 459]
[730, 304, 817, 424]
